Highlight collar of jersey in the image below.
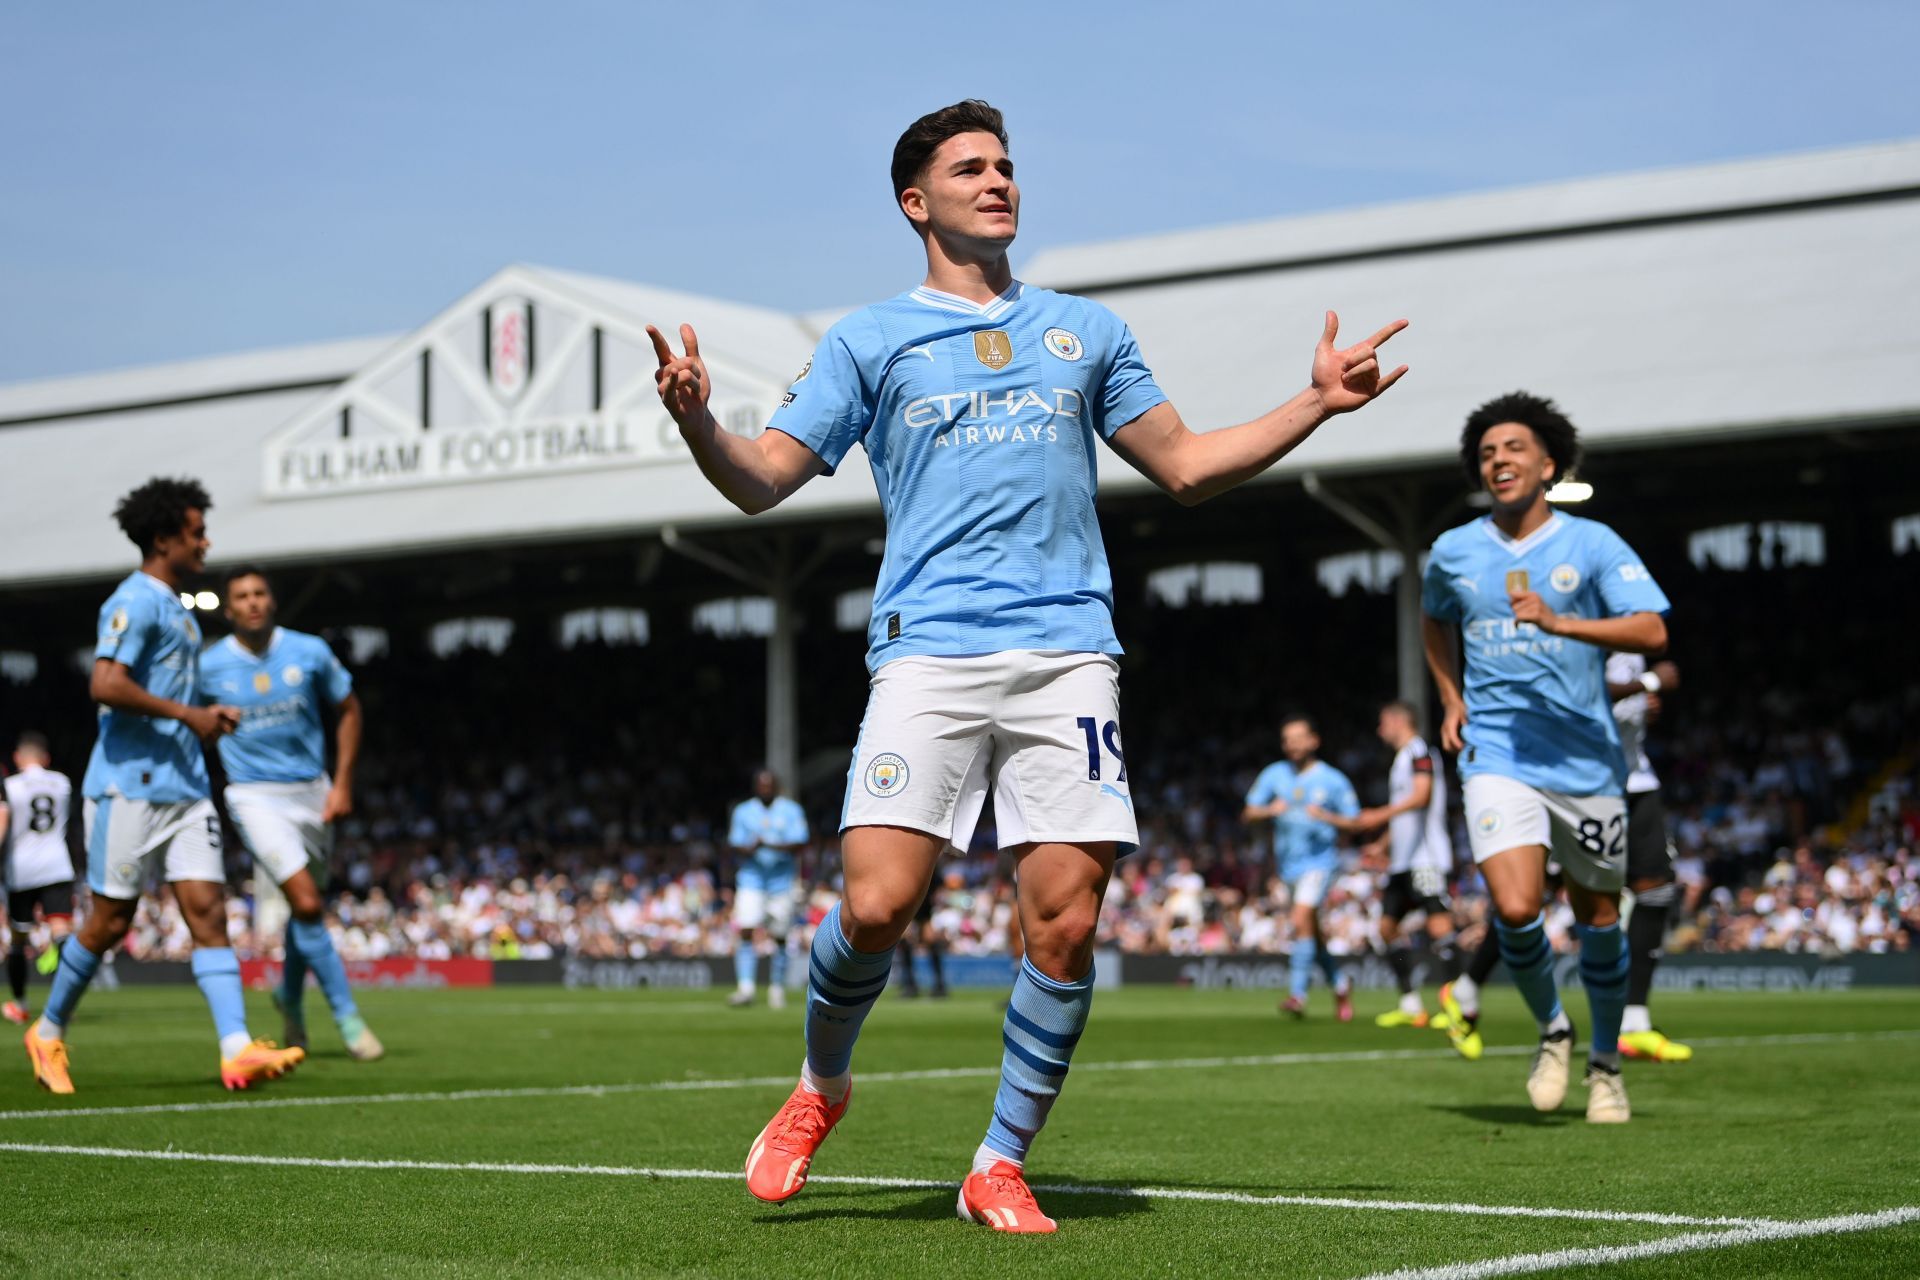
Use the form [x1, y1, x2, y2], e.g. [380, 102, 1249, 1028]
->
[908, 280, 1023, 320]
[226, 626, 284, 662]
[134, 570, 180, 601]
[1478, 511, 1565, 556]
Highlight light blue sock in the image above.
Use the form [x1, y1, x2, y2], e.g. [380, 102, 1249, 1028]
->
[279, 925, 310, 1017]
[289, 918, 358, 1025]
[1289, 937, 1316, 1000]
[803, 904, 893, 1079]
[1316, 943, 1345, 993]
[735, 936, 758, 991]
[1495, 914, 1564, 1029]
[769, 935, 790, 990]
[1575, 922, 1629, 1063]
[983, 957, 1095, 1163]
[191, 947, 250, 1046]
[42, 938, 102, 1029]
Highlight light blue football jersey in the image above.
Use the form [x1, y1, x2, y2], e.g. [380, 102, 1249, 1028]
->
[728, 796, 809, 881]
[82, 572, 209, 803]
[1245, 760, 1358, 872]
[767, 281, 1168, 669]
[197, 628, 353, 784]
[1422, 512, 1671, 795]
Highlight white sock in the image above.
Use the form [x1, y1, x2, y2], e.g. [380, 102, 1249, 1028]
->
[1621, 1004, 1652, 1035]
[1544, 1010, 1573, 1037]
[220, 1032, 254, 1059]
[973, 1142, 1020, 1175]
[1452, 975, 1480, 1015]
[799, 1060, 849, 1104]
[1399, 992, 1424, 1016]
[736, 981, 755, 995]
[32, 1017, 60, 1042]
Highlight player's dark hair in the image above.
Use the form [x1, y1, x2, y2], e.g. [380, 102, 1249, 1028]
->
[892, 100, 1008, 206]
[15, 731, 50, 760]
[1279, 712, 1316, 734]
[112, 476, 211, 556]
[1458, 391, 1580, 490]
[222, 564, 273, 594]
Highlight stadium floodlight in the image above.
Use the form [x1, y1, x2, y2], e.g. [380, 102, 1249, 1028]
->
[194, 590, 220, 610]
[178, 592, 196, 609]
[1547, 480, 1594, 503]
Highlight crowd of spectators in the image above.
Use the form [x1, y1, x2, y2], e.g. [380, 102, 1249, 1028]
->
[10, 559, 1918, 966]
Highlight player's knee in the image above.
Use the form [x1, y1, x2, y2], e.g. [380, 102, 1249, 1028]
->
[1490, 892, 1540, 929]
[838, 884, 916, 945]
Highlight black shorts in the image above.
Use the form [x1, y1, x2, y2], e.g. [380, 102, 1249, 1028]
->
[7, 882, 75, 926]
[1626, 789, 1676, 882]
[1382, 869, 1450, 922]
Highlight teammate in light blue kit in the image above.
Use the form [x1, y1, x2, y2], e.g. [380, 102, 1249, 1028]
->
[1243, 715, 1361, 1020]
[726, 769, 809, 1009]
[199, 566, 380, 1061]
[1423, 392, 1671, 1125]
[25, 478, 304, 1094]
[649, 99, 1409, 1229]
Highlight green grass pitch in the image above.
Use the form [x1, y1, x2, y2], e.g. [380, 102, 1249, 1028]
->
[0, 983, 1914, 1277]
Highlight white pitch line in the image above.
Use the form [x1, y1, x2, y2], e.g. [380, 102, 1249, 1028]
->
[0, 1027, 1912, 1125]
[1353, 1204, 1920, 1280]
[0, 1142, 1772, 1227]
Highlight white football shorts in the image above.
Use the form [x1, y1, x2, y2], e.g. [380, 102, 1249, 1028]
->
[1462, 773, 1627, 894]
[840, 650, 1138, 854]
[85, 795, 224, 899]
[225, 778, 333, 887]
[733, 883, 798, 935]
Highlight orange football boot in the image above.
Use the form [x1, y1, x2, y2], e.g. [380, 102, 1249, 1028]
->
[745, 1081, 851, 1202]
[958, 1160, 1058, 1234]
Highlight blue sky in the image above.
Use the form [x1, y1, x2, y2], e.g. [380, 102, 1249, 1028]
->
[4, 1, 1915, 382]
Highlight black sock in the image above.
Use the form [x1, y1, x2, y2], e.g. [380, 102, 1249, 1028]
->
[1434, 934, 1463, 983]
[1627, 885, 1675, 1008]
[1467, 926, 1502, 985]
[1387, 942, 1414, 995]
[897, 939, 918, 989]
[6, 946, 26, 1002]
[928, 941, 945, 987]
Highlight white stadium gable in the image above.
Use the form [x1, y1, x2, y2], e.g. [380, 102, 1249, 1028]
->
[2, 141, 1916, 587]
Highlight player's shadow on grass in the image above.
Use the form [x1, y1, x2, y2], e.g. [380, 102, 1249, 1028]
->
[1432, 1103, 1572, 1127]
[753, 1185, 1147, 1225]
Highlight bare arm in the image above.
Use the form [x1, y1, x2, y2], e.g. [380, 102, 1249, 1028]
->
[1241, 801, 1287, 824]
[648, 324, 825, 515]
[1423, 615, 1467, 754]
[1510, 592, 1668, 655]
[323, 692, 363, 823]
[1307, 807, 1376, 836]
[92, 659, 236, 743]
[1363, 773, 1433, 824]
[1107, 312, 1407, 506]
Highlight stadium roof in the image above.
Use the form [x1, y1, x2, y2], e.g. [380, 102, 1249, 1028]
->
[3, 139, 1916, 588]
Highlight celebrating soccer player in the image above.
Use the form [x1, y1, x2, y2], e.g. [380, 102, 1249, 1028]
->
[649, 99, 1407, 1231]
[725, 768, 808, 1009]
[25, 478, 305, 1094]
[1243, 714, 1362, 1022]
[1, 734, 80, 1026]
[198, 566, 382, 1061]
[1421, 393, 1671, 1124]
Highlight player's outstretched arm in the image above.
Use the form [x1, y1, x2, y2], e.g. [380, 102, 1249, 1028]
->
[91, 659, 237, 743]
[1109, 312, 1407, 506]
[1422, 615, 1468, 754]
[648, 324, 825, 516]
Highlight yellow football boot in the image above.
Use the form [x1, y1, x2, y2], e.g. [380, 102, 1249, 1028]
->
[1619, 1029, 1693, 1063]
